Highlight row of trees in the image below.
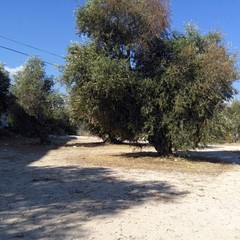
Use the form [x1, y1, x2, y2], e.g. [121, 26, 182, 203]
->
[1, 53, 239, 145]
[62, 0, 238, 155]
[0, 57, 75, 143]
[1, 0, 239, 154]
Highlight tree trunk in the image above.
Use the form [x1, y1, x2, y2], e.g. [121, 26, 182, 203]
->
[39, 130, 49, 144]
[34, 121, 50, 144]
[148, 131, 172, 156]
[104, 134, 122, 144]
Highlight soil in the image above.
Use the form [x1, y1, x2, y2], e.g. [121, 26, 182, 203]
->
[1, 135, 240, 239]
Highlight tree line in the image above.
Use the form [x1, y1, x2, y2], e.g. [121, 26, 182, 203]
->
[0, 58, 76, 143]
[1, 0, 239, 154]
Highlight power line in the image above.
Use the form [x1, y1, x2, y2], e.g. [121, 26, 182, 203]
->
[0, 45, 29, 57]
[0, 34, 64, 59]
[0, 45, 60, 68]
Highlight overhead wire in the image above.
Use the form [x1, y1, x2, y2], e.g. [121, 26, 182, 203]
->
[0, 45, 60, 68]
[0, 34, 64, 59]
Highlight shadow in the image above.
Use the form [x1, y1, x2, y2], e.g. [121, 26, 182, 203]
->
[63, 141, 105, 148]
[0, 167, 188, 239]
[121, 151, 159, 158]
[177, 150, 240, 165]
[0, 133, 73, 162]
[49, 135, 78, 141]
[0, 136, 188, 239]
[62, 141, 150, 149]
[120, 147, 240, 165]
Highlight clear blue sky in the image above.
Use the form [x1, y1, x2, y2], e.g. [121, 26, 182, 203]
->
[0, 0, 239, 95]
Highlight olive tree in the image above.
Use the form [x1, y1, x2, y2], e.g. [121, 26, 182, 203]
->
[10, 57, 53, 143]
[136, 27, 238, 154]
[63, 0, 238, 155]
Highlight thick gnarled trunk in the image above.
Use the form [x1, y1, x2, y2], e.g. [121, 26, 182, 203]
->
[148, 130, 172, 156]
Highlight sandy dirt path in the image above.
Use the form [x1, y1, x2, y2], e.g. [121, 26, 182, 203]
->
[0, 136, 240, 239]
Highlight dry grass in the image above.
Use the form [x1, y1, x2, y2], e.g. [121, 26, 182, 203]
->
[0, 134, 235, 175]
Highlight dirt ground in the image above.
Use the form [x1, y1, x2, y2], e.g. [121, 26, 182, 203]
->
[0, 134, 240, 239]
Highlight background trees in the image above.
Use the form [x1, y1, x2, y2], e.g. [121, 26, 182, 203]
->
[9, 57, 75, 143]
[227, 100, 240, 141]
[207, 100, 240, 143]
[0, 64, 10, 115]
[63, 0, 238, 155]
[9, 57, 53, 143]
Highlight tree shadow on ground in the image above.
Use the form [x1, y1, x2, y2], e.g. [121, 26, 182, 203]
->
[62, 141, 150, 149]
[177, 150, 240, 165]
[0, 136, 189, 239]
[62, 141, 106, 148]
[121, 151, 159, 158]
[121, 147, 240, 165]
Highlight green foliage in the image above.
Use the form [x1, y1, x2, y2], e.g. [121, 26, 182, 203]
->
[9, 57, 53, 142]
[9, 57, 75, 143]
[131, 27, 237, 153]
[7, 102, 37, 137]
[0, 64, 10, 114]
[63, 44, 142, 140]
[63, 0, 238, 155]
[64, 0, 170, 143]
[77, 0, 169, 57]
[227, 100, 240, 141]
[156, 28, 237, 150]
[207, 100, 240, 143]
[47, 92, 76, 135]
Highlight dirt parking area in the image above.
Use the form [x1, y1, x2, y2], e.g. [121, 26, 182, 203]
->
[0, 135, 240, 239]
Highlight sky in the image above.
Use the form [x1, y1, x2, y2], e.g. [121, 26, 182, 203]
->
[0, 0, 240, 95]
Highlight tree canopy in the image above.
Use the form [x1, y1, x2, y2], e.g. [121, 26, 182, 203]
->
[137, 27, 238, 153]
[64, 43, 142, 140]
[63, 0, 238, 155]
[77, 0, 169, 58]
